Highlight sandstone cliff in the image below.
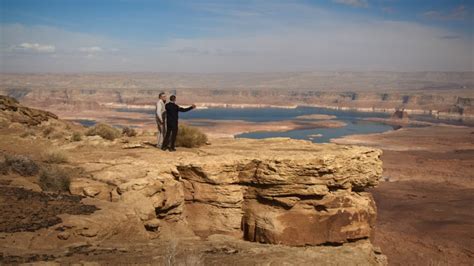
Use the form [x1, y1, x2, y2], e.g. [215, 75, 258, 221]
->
[0, 97, 386, 264]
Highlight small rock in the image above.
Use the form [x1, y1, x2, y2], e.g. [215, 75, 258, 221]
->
[373, 246, 383, 254]
[83, 187, 101, 197]
[122, 143, 144, 149]
[57, 231, 70, 240]
[78, 228, 98, 237]
[144, 219, 161, 232]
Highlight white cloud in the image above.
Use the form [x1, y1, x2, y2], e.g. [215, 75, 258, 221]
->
[79, 46, 103, 53]
[14, 42, 56, 53]
[422, 5, 468, 21]
[332, 0, 368, 8]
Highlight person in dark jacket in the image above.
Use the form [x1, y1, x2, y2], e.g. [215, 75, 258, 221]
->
[161, 95, 196, 151]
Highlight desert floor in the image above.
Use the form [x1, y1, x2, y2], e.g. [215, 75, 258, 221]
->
[333, 126, 474, 265]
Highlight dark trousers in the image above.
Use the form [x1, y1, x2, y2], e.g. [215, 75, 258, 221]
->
[162, 122, 178, 149]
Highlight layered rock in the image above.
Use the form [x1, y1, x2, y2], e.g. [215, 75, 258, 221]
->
[176, 139, 382, 246]
[0, 95, 57, 126]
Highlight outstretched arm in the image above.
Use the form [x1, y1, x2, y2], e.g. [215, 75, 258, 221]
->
[178, 104, 195, 112]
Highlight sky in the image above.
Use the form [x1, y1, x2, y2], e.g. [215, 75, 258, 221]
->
[0, 0, 473, 73]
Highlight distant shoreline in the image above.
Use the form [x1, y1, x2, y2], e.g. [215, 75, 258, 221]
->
[102, 101, 474, 120]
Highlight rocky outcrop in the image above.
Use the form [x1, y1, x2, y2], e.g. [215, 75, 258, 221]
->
[0, 95, 57, 126]
[56, 138, 383, 247]
[176, 139, 382, 246]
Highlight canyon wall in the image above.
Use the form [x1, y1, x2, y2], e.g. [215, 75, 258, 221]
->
[1, 72, 473, 118]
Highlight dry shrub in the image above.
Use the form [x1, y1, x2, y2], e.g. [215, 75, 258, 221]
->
[85, 123, 121, 141]
[43, 151, 68, 164]
[0, 160, 8, 175]
[39, 166, 71, 192]
[71, 132, 82, 142]
[0, 118, 10, 129]
[20, 130, 36, 138]
[122, 127, 137, 137]
[42, 126, 55, 137]
[176, 125, 208, 148]
[4, 154, 39, 176]
[50, 132, 65, 140]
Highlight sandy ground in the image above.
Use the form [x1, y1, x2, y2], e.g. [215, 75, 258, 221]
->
[333, 125, 474, 265]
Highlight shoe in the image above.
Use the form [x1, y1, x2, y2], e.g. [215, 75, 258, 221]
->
[161, 146, 168, 151]
[169, 148, 176, 152]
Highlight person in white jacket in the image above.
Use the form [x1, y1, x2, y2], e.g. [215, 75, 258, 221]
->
[155, 92, 167, 148]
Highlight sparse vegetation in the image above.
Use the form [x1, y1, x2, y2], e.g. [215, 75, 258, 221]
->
[42, 126, 55, 137]
[4, 154, 39, 176]
[0, 118, 9, 129]
[0, 160, 8, 175]
[71, 132, 83, 142]
[175, 125, 208, 148]
[122, 126, 137, 137]
[39, 166, 71, 192]
[85, 123, 121, 141]
[50, 132, 65, 140]
[43, 151, 69, 164]
[20, 130, 36, 138]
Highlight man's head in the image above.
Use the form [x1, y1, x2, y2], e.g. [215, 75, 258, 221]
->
[170, 95, 176, 102]
[159, 92, 167, 102]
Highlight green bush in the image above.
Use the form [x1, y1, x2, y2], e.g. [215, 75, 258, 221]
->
[122, 127, 137, 137]
[85, 123, 121, 141]
[43, 151, 69, 164]
[175, 125, 208, 148]
[4, 154, 39, 176]
[39, 166, 71, 192]
[71, 132, 82, 142]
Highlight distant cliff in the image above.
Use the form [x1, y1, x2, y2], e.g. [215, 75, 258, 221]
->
[0, 72, 473, 118]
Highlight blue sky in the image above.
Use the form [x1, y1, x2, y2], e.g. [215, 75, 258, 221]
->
[0, 0, 472, 72]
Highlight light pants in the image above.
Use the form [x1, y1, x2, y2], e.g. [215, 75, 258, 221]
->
[156, 117, 167, 147]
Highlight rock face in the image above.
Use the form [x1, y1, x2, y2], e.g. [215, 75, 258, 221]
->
[177, 139, 382, 246]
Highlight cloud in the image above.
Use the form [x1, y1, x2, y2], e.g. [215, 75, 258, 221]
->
[423, 5, 468, 21]
[13, 42, 55, 53]
[79, 46, 103, 53]
[332, 0, 368, 8]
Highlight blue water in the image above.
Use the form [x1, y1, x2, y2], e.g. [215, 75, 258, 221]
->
[238, 120, 394, 143]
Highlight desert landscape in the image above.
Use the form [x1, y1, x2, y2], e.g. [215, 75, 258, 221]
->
[0, 72, 473, 265]
[0, 95, 387, 264]
[1, 0, 473, 264]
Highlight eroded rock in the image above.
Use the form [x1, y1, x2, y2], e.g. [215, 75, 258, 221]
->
[177, 140, 382, 246]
